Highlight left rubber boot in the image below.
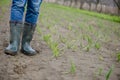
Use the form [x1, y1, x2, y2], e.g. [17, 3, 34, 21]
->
[21, 23, 37, 56]
[4, 22, 23, 56]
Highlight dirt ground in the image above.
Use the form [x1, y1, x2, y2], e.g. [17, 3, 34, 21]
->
[0, 2, 120, 80]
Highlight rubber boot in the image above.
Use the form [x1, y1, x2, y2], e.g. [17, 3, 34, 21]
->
[21, 23, 37, 56]
[4, 22, 23, 56]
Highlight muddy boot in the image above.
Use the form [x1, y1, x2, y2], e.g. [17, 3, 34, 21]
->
[4, 22, 23, 56]
[21, 23, 37, 56]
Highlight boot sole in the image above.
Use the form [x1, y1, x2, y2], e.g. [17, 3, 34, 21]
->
[20, 49, 36, 56]
[4, 50, 17, 56]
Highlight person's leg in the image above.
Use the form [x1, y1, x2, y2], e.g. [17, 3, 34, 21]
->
[25, 0, 42, 25]
[5, 0, 27, 56]
[21, 0, 42, 56]
[10, 0, 27, 22]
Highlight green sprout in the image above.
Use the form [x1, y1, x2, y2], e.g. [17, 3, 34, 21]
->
[50, 42, 60, 57]
[95, 43, 101, 50]
[116, 52, 120, 62]
[105, 65, 114, 80]
[86, 36, 92, 44]
[67, 25, 72, 31]
[59, 35, 67, 44]
[43, 34, 51, 44]
[84, 45, 90, 52]
[43, 34, 60, 57]
[70, 61, 76, 74]
[98, 68, 103, 76]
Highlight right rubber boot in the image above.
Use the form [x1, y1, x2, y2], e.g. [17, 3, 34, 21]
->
[21, 23, 37, 56]
[4, 22, 23, 56]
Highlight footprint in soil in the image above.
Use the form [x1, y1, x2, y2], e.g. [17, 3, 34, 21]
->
[13, 63, 27, 74]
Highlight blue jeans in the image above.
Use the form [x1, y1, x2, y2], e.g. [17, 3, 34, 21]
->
[10, 0, 42, 25]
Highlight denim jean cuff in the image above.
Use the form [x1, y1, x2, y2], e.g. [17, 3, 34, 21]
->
[24, 22, 37, 27]
[9, 21, 23, 24]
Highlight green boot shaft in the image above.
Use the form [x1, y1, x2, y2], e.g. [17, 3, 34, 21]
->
[21, 23, 36, 56]
[5, 22, 23, 55]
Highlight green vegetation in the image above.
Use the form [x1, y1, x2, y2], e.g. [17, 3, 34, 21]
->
[116, 52, 120, 62]
[105, 66, 114, 80]
[43, 34, 60, 57]
[43, 2, 120, 23]
[99, 55, 104, 61]
[50, 42, 60, 57]
[36, 26, 42, 35]
[95, 43, 101, 50]
[0, 0, 10, 6]
[38, 4, 119, 79]
[98, 68, 103, 76]
[43, 34, 51, 44]
[39, 2, 120, 55]
[70, 61, 76, 74]
[0, 0, 10, 15]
